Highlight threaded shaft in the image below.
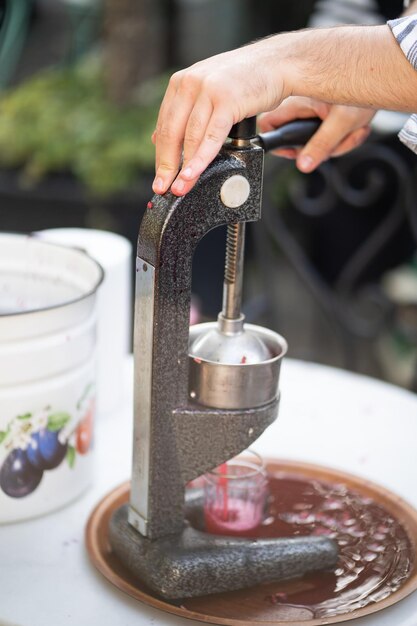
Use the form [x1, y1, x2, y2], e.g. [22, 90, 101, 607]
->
[224, 224, 239, 284]
[222, 222, 245, 320]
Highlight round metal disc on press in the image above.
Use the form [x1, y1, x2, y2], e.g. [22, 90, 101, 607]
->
[220, 175, 251, 208]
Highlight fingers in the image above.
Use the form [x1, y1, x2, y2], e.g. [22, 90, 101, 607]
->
[331, 126, 371, 157]
[296, 109, 371, 173]
[276, 125, 370, 168]
[152, 71, 235, 196]
[153, 74, 178, 162]
[171, 104, 234, 195]
[258, 97, 329, 133]
[153, 75, 196, 194]
[182, 95, 213, 166]
[258, 97, 375, 170]
[274, 148, 298, 159]
[258, 97, 329, 159]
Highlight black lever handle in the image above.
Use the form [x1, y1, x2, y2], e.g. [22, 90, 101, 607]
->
[254, 118, 321, 152]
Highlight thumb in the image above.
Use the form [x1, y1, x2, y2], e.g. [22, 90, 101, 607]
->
[296, 113, 349, 173]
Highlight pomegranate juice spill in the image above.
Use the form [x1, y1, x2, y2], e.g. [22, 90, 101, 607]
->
[258, 473, 411, 617]
[193, 471, 413, 618]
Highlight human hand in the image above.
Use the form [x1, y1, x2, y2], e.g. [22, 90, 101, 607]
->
[258, 97, 376, 173]
[152, 39, 292, 197]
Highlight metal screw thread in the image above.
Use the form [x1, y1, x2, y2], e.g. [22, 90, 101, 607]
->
[222, 222, 245, 320]
[224, 224, 239, 283]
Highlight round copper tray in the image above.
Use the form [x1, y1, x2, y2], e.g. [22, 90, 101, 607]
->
[86, 460, 417, 625]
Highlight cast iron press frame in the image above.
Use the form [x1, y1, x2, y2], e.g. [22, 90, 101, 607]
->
[109, 118, 338, 599]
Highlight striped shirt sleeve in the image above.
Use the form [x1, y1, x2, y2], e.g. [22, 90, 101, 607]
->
[388, 14, 417, 154]
[309, 0, 382, 27]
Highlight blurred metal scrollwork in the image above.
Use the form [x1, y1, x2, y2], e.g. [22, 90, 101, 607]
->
[255, 136, 417, 382]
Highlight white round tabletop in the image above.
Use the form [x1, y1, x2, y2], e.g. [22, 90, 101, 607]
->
[1, 357, 417, 626]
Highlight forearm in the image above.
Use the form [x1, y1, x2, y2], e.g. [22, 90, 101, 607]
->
[153, 3, 417, 195]
[268, 24, 417, 113]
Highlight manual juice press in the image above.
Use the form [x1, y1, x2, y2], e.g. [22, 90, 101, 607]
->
[109, 117, 339, 599]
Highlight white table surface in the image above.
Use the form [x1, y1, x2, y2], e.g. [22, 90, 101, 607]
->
[1, 357, 417, 626]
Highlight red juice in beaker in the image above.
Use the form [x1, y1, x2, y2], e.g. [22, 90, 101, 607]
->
[203, 451, 267, 536]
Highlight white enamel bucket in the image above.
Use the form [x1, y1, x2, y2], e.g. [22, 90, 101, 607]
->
[0, 234, 103, 522]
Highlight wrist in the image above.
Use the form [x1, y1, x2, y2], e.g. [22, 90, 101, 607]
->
[265, 30, 311, 102]
[274, 32, 298, 101]
[244, 32, 300, 109]
[276, 29, 318, 101]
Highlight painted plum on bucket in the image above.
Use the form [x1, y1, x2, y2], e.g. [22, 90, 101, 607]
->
[0, 385, 94, 498]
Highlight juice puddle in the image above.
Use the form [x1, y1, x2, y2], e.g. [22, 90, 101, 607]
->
[188, 472, 413, 619]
